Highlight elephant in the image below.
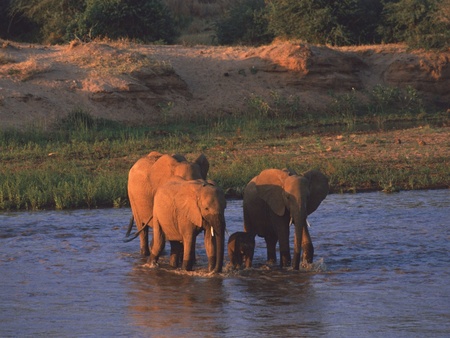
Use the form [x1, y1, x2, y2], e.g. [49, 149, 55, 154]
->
[148, 177, 227, 273]
[243, 168, 328, 270]
[127, 151, 209, 256]
[227, 231, 255, 269]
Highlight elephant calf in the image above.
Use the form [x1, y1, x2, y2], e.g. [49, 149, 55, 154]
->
[227, 231, 255, 269]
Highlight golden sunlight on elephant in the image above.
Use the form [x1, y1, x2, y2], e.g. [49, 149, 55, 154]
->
[126, 151, 209, 256]
[243, 168, 328, 269]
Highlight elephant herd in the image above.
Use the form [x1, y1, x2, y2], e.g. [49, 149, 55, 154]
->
[125, 151, 329, 273]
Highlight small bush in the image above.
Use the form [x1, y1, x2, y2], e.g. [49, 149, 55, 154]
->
[369, 85, 424, 116]
[215, 0, 273, 46]
[379, 0, 450, 49]
[56, 108, 96, 132]
[266, 0, 384, 46]
[68, 0, 178, 43]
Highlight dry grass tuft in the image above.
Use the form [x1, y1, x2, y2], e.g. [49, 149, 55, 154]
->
[66, 41, 174, 76]
[0, 56, 52, 81]
[0, 52, 16, 65]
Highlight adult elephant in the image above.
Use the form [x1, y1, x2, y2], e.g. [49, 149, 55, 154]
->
[243, 168, 328, 270]
[127, 151, 209, 256]
[148, 177, 227, 273]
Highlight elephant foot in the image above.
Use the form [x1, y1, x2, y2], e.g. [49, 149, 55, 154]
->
[169, 252, 182, 268]
[169, 257, 178, 268]
[301, 261, 312, 269]
[147, 254, 159, 268]
[302, 244, 314, 265]
[301, 255, 313, 268]
[280, 251, 291, 268]
[182, 260, 194, 271]
[265, 258, 276, 266]
[208, 256, 217, 272]
[292, 253, 301, 270]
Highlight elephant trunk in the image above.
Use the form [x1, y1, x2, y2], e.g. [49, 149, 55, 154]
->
[214, 214, 226, 273]
[207, 214, 225, 273]
[292, 205, 307, 270]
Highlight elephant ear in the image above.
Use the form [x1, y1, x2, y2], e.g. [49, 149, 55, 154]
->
[303, 170, 329, 215]
[255, 169, 289, 216]
[177, 181, 203, 227]
[195, 154, 210, 180]
[282, 167, 298, 176]
[171, 153, 187, 162]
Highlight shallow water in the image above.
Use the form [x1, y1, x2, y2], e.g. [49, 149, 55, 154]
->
[1, 190, 449, 337]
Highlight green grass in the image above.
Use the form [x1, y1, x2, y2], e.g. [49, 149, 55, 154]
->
[1, 94, 448, 211]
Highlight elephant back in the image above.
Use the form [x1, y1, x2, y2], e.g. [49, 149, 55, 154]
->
[254, 169, 290, 217]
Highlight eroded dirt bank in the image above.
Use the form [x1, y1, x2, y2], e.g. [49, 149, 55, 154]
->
[0, 40, 448, 129]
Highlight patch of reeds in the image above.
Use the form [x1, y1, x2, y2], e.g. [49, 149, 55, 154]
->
[0, 100, 448, 210]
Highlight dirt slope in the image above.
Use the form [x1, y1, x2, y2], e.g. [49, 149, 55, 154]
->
[0, 40, 449, 130]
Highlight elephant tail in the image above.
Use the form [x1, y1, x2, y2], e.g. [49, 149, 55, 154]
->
[124, 215, 134, 238]
[123, 216, 152, 243]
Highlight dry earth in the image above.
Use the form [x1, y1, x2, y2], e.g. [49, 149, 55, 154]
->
[1, 39, 449, 129]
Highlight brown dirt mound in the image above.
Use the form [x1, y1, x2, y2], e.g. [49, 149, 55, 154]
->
[0, 40, 449, 130]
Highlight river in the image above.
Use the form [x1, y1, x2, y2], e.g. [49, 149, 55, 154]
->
[1, 189, 449, 337]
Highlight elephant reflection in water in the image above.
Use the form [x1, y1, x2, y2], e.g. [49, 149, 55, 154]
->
[243, 168, 328, 269]
[127, 269, 226, 335]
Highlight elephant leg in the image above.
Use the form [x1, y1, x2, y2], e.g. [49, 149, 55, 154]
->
[150, 235, 166, 253]
[234, 251, 243, 269]
[169, 241, 183, 268]
[265, 235, 278, 265]
[301, 225, 314, 266]
[147, 221, 164, 266]
[182, 235, 196, 271]
[227, 239, 236, 269]
[277, 225, 291, 268]
[229, 250, 238, 269]
[244, 243, 255, 269]
[140, 225, 150, 256]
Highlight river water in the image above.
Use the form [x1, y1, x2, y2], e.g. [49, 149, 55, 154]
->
[1, 190, 449, 337]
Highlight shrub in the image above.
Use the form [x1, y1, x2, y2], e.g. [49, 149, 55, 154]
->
[265, 0, 384, 46]
[56, 108, 96, 132]
[379, 0, 450, 49]
[8, 0, 85, 43]
[68, 0, 178, 43]
[7, 0, 178, 44]
[215, 0, 273, 46]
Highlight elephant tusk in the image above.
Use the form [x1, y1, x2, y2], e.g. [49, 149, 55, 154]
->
[211, 227, 214, 237]
[289, 217, 294, 226]
[306, 219, 312, 227]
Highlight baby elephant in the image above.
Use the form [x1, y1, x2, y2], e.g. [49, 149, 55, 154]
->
[227, 232, 255, 269]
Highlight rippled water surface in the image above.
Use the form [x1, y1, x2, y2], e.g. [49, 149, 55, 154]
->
[1, 190, 449, 337]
